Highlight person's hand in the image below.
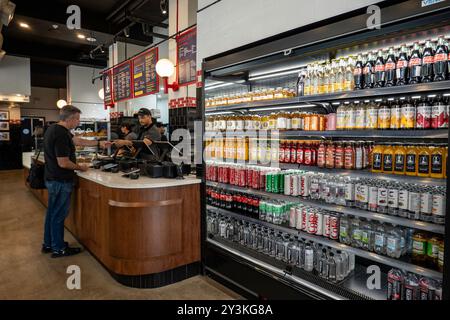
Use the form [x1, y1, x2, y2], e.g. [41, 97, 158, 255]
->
[113, 140, 126, 148]
[99, 141, 112, 149]
[143, 138, 153, 146]
[77, 164, 90, 172]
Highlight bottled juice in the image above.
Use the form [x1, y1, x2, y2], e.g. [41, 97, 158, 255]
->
[393, 144, 406, 175]
[382, 144, 394, 174]
[412, 232, 428, 265]
[417, 144, 431, 177]
[430, 146, 445, 179]
[268, 113, 277, 130]
[378, 103, 391, 130]
[366, 102, 379, 129]
[372, 144, 384, 173]
[354, 102, 366, 130]
[405, 145, 418, 176]
[390, 100, 402, 130]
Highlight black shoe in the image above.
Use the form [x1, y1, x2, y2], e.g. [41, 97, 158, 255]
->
[41, 242, 69, 254]
[51, 246, 82, 258]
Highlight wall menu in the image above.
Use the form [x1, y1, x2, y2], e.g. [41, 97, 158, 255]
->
[103, 70, 113, 105]
[177, 27, 197, 86]
[133, 47, 159, 97]
[113, 61, 132, 102]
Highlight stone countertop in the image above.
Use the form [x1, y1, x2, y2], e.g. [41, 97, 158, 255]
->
[22, 152, 201, 190]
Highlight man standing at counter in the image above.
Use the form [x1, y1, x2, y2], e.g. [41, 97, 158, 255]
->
[42, 105, 106, 258]
[113, 108, 161, 160]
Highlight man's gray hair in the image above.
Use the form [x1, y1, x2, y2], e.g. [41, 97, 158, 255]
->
[60, 105, 82, 121]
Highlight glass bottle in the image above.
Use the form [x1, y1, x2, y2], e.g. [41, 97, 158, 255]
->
[421, 40, 435, 83]
[354, 53, 365, 90]
[409, 42, 423, 84]
[363, 52, 376, 89]
[385, 47, 397, 87]
[396, 44, 410, 86]
[374, 49, 386, 88]
[344, 57, 355, 91]
[434, 35, 449, 82]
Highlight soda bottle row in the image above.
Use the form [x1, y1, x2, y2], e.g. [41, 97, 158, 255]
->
[206, 187, 262, 219]
[316, 141, 373, 170]
[387, 269, 442, 300]
[336, 96, 450, 131]
[372, 143, 448, 178]
[207, 210, 355, 282]
[354, 36, 450, 90]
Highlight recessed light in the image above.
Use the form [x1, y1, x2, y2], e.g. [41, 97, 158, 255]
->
[86, 37, 97, 42]
[77, 34, 86, 39]
[19, 22, 30, 29]
[16, 94, 22, 97]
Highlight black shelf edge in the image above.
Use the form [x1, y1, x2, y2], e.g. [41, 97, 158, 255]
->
[205, 182, 445, 234]
[206, 205, 443, 281]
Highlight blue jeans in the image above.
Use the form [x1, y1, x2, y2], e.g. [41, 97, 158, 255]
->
[43, 180, 73, 251]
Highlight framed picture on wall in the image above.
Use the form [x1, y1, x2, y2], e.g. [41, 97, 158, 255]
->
[0, 122, 9, 131]
[0, 132, 10, 141]
[0, 111, 9, 121]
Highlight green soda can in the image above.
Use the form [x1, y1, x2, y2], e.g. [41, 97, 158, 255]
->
[266, 173, 273, 193]
[273, 173, 280, 194]
[280, 173, 285, 194]
[266, 202, 273, 223]
[259, 200, 267, 220]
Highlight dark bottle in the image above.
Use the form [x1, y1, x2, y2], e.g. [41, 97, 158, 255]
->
[375, 49, 386, 88]
[354, 53, 365, 89]
[385, 47, 397, 87]
[396, 44, 409, 86]
[421, 40, 435, 83]
[409, 42, 423, 84]
[363, 52, 376, 89]
[434, 35, 449, 82]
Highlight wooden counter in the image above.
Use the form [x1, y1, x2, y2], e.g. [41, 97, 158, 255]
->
[23, 154, 201, 288]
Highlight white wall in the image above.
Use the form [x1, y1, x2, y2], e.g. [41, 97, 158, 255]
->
[197, 0, 383, 62]
[0, 55, 31, 96]
[67, 65, 108, 120]
[20, 87, 61, 122]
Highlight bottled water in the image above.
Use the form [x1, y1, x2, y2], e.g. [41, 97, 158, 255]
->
[334, 250, 345, 282]
[304, 243, 315, 272]
[386, 224, 402, 258]
[373, 222, 386, 255]
[361, 219, 374, 251]
[339, 215, 352, 245]
[351, 216, 363, 248]
[327, 252, 337, 283]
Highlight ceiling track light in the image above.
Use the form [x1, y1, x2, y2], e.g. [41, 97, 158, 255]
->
[160, 0, 168, 15]
[124, 27, 130, 38]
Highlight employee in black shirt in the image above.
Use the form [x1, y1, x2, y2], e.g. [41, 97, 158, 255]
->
[42, 105, 107, 258]
[113, 108, 161, 160]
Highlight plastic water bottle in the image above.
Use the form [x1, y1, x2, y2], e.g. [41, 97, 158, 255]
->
[386, 224, 402, 258]
[339, 215, 352, 245]
[373, 222, 386, 255]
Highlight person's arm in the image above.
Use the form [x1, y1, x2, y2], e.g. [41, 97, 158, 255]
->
[57, 157, 89, 171]
[73, 136, 109, 148]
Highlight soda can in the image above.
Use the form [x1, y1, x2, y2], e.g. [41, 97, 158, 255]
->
[280, 173, 285, 195]
[377, 185, 388, 214]
[368, 185, 379, 212]
[273, 173, 280, 194]
[329, 214, 340, 240]
[259, 171, 266, 190]
[432, 103, 447, 129]
[307, 210, 319, 235]
[398, 188, 409, 218]
[420, 189, 433, 222]
[292, 175, 300, 196]
[246, 167, 253, 188]
[408, 189, 421, 220]
[301, 174, 311, 198]
[387, 186, 399, 216]
[301, 207, 308, 231]
[289, 206, 297, 228]
[315, 210, 323, 236]
[266, 173, 273, 193]
[323, 214, 331, 238]
[295, 206, 303, 230]
[252, 168, 260, 190]
[432, 191, 446, 225]
[284, 174, 292, 196]
[259, 200, 267, 221]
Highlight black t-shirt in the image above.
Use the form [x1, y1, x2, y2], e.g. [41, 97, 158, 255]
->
[44, 124, 76, 181]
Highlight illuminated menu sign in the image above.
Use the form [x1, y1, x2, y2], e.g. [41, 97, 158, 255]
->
[113, 61, 132, 102]
[103, 70, 113, 106]
[133, 47, 159, 97]
[177, 27, 197, 86]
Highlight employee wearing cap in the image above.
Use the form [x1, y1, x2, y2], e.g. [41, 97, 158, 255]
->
[113, 108, 161, 159]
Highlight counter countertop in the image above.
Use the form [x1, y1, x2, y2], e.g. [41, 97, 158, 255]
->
[22, 152, 201, 189]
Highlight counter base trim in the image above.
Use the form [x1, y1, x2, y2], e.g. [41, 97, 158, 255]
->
[110, 262, 201, 289]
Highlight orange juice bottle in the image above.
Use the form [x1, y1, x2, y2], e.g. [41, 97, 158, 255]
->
[430, 145, 445, 179]
[372, 144, 384, 173]
[382, 144, 394, 174]
[405, 145, 418, 176]
[417, 144, 431, 177]
[393, 143, 406, 175]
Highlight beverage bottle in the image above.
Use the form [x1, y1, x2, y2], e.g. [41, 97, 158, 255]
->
[355, 142, 364, 170]
[417, 144, 431, 177]
[386, 224, 402, 259]
[336, 59, 346, 92]
[431, 96, 447, 129]
[318, 248, 328, 278]
[396, 44, 410, 86]
[373, 222, 386, 255]
[409, 42, 423, 84]
[344, 142, 356, 170]
[419, 277, 434, 300]
[387, 269, 404, 300]
[382, 144, 394, 174]
[426, 235, 441, 269]
[339, 215, 352, 245]
[363, 52, 376, 89]
[400, 98, 416, 129]
[377, 182, 389, 214]
[333, 251, 344, 282]
[290, 141, 298, 164]
[388, 182, 400, 216]
[329, 60, 338, 93]
[322, 63, 331, 94]
[434, 35, 449, 81]
[390, 99, 402, 129]
[375, 49, 386, 87]
[354, 54, 365, 89]
[354, 101, 367, 130]
[385, 47, 397, 86]
[335, 142, 345, 169]
[378, 102, 391, 130]
[361, 219, 374, 252]
[368, 181, 378, 212]
[412, 232, 428, 265]
[336, 104, 346, 130]
[404, 273, 420, 300]
[327, 252, 337, 283]
[304, 66, 312, 96]
[366, 102, 379, 130]
[296, 142, 304, 165]
[348, 102, 357, 130]
[405, 145, 418, 176]
[325, 141, 336, 169]
[287, 236, 300, 266]
[430, 145, 445, 178]
[351, 217, 363, 248]
[416, 98, 432, 129]
[371, 144, 383, 173]
[421, 40, 435, 83]
[304, 244, 314, 272]
[344, 57, 355, 91]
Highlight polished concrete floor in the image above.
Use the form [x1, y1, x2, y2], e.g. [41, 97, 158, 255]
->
[0, 170, 239, 300]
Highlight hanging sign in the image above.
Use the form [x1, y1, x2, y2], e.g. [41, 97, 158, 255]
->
[177, 27, 197, 86]
[132, 47, 159, 97]
[103, 69, 113, 106]
[113, 61, 133, 102]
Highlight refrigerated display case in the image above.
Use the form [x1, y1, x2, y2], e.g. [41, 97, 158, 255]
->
[199, 0, 450, 300]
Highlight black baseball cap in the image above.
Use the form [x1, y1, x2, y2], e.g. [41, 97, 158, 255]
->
[137, 108, 151, 117]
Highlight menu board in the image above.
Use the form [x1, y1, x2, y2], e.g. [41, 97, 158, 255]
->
[177, 27, 197, 86]
[103, 70, 113, 106]
[113, 61, 133, 102]
[132, 47, 159, 97]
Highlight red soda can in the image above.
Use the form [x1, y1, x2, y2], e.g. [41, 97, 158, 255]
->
[229, 166, 235, 185]
[329, 214, 340, 240]
[252, 169, 260, 189]
[417, 102, 432, 129]
[301, 207, 308, 231]
[323, 214, 331, 238]
[212, 165, 218, 182]
[260, 172, 266, 190]
[238, 166, 246, 187]
[432, 101, 447, 129]
[223, 165, 230, 184]
[307, 211, 318, 234]
[247, 167, 253, 188]
[218, 166, 223, 183]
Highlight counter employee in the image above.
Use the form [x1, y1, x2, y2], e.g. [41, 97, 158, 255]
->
[42, 105, 107, 258]
[113, 108, 161, 160]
